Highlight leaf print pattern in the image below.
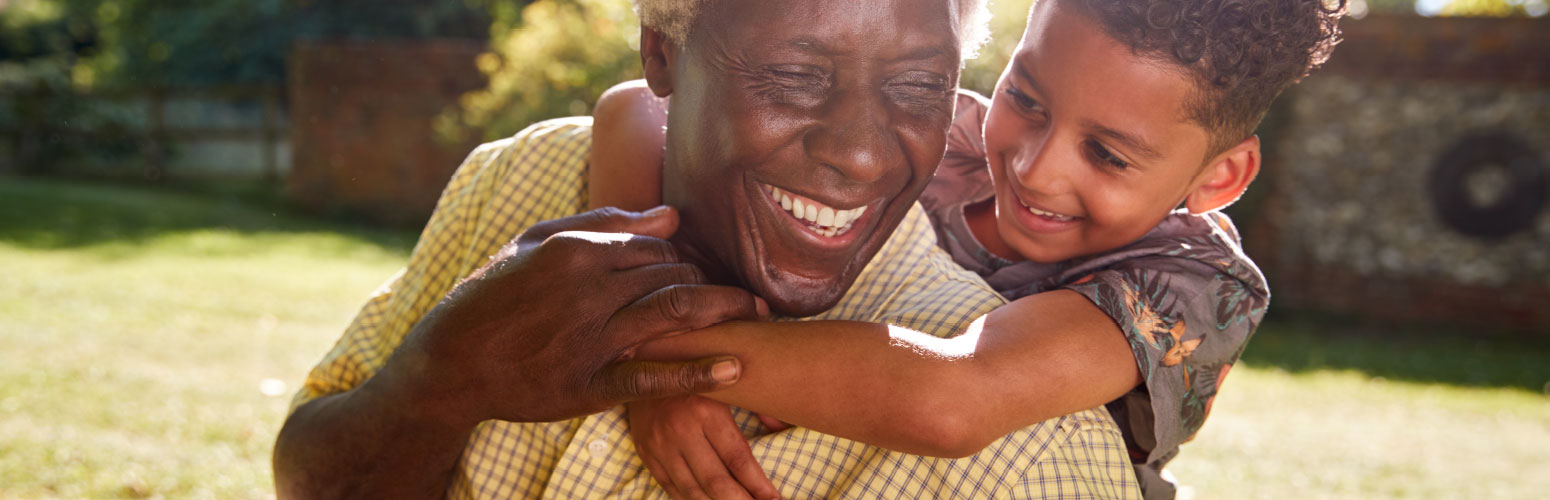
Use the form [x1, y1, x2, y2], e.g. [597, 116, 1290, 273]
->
[1055, 214, 1268, 497]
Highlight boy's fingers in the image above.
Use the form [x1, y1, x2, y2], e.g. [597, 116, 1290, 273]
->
[707, 419, 779, 500]
[666, 454, 713, 500]
[683, 438, 755, 500]
[643, 455, 680, 499]
[755, 413, 793, 432]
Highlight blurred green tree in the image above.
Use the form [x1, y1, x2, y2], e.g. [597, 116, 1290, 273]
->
[1438, 0, 1544, 16]
[443, 0, 1027, 140]
[0, 0, 496, 90]
[440, 0, 640, 141]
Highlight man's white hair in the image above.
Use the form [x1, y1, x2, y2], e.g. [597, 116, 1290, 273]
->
[632, 0, 992, 60]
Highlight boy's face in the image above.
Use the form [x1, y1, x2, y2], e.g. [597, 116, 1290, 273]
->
[982, 0, 1223, 263]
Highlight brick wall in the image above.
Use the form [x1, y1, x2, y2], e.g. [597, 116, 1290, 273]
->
[287, 40, 487, 226]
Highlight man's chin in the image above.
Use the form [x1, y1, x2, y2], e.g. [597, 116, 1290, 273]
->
[748, 270, 857, 317]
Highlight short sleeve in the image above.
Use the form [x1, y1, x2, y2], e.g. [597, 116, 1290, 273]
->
[920, 89, 993, 216]
[290, 118, 594, 412]
[1062, 251, 1268, 467]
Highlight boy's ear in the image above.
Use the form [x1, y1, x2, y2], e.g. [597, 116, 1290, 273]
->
[1185, 135, 1261, 214]
[640, 27, 676, 98]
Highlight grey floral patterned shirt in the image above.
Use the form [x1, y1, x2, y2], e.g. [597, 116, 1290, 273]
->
[921, 91, 1271, 500]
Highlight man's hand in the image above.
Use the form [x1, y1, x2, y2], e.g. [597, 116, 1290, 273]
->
[382, 206, 768, 427]
[628, 396, 780, 500]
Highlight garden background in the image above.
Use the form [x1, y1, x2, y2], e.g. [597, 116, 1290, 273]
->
[2, 0, 1547, 498]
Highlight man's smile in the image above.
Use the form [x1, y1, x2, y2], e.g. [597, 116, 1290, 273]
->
[764, 184, 870, 238]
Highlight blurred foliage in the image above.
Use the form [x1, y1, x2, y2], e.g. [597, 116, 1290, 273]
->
[440, 0, 641, 141]
[1437, 0, 1547, 16]
[0, 0, 496, 90]
[443, 0, 1036, 140]
[1, 0, 498, 175]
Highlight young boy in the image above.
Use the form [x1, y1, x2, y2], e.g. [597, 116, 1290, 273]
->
[589, 0, 1345, 498]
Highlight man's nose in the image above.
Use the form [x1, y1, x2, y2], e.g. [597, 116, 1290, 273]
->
[803, 88, 896, 184]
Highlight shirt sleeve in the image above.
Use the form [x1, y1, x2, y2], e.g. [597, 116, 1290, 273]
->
[1061, 249, 1268, 466]
[919, 89, 993, 216]
[290, 118, 593, 412]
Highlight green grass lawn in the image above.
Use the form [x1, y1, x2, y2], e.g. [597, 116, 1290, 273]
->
[2, 177, 1546, 499]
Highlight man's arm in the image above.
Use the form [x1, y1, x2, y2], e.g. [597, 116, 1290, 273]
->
[636, 289, 1141, 458]
[273, 208, 764, 499]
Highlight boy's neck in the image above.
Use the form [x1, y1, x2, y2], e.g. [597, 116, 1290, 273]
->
[964, 199, 1023, 262]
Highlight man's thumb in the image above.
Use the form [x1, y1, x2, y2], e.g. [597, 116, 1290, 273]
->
[599, 357, 740, 403]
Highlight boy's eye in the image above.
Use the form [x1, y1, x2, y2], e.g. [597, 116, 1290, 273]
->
[1086, 139, 1130, 170]
[1002, 86, 1043, 112]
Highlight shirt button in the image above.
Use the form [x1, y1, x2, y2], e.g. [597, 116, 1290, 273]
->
[586, 439, 608, 458]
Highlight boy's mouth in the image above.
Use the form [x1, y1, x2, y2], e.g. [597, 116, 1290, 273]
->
[1023, 203, 1077, 222]
[1013, 193, 1079, 223]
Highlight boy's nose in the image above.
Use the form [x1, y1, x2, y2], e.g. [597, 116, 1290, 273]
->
[1010, 135, 1075, 197]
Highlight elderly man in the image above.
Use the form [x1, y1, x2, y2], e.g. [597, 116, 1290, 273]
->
[274, 0, 1140, 498]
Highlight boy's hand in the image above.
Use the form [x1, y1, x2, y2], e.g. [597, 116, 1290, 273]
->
[628, 396, 780, 500]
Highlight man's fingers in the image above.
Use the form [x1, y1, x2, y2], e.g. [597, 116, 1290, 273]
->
[610, 285, 766, 344]
[539, 231, 680, 272]
[706, 417, 779, 500]
[526, 206, 679, 242]
[596, 357, 740, 404]
[608, 263, 709, 303]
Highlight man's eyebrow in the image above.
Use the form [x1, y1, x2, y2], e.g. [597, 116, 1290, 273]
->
[1085, 121, 1165, 162]
[785, 37, 835, 55]
[779, 38, 953, 63]
[888, 44, 954, 63]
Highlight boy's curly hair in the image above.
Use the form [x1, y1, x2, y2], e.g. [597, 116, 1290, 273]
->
[1081, 0, 1347, 156]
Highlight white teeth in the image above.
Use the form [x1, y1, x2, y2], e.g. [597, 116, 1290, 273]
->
[1026, 205, 1074, 220]
[765, 184, 867, 237]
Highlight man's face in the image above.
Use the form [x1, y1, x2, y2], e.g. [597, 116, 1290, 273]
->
[657, 0, 963, 316]
[981, 0, 1217, 263]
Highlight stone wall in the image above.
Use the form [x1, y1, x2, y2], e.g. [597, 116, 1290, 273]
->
[1255, 15, 1550, 332]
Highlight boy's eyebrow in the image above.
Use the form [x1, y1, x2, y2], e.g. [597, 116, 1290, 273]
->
[1085, 121, 1164, 162]
[1013, 59, 1045, 95]
[1016, 57, 1163, 162]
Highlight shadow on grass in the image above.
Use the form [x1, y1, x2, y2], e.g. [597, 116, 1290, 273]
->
[1245, 310, 1550, 394]
[0, 175, 418, 254]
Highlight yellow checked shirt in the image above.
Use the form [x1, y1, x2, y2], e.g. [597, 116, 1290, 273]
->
[294, 117, 1141, 499]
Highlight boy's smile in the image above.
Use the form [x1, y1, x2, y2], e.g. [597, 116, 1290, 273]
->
[973, 0, 1236, 264]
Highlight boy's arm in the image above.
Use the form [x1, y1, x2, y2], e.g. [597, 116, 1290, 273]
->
[636, 289, 1142, 458]
[588, 79, 669, 211]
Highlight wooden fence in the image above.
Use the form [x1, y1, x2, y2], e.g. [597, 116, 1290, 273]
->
[1, 85, 288, 183]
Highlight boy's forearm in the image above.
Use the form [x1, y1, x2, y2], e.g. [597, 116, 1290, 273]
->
[634, 291, 1142, 458]
[636, 320, 988, 457]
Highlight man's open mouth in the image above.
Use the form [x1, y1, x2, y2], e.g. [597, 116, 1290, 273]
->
[765, 185, 868, 238]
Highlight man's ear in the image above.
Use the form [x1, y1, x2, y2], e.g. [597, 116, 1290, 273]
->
[1185, 135, 1261, 214]
[640, 27, 676, 98]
